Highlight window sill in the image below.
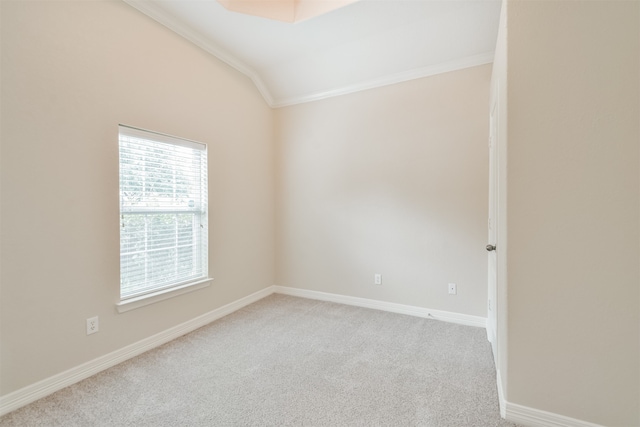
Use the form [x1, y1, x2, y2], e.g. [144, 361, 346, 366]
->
[116, 278, 213, 313]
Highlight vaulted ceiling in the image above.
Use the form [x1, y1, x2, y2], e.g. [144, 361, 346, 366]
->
[124, 0, 501, 108]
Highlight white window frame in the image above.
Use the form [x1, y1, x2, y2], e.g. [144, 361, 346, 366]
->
[116, 125, 211, 312]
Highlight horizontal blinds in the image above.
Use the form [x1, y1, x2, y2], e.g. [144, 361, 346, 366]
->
[119, 125, 208, 300]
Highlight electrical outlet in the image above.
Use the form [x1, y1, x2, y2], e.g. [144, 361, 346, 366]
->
[374, 274, 382, 285]
[448, 283, 457, 295]
[86, 316, 99, 335]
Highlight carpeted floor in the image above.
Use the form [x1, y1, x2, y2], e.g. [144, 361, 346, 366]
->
[0, 294, 518, 426]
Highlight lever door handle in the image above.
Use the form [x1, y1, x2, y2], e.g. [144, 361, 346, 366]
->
[486, 244, 496, 252]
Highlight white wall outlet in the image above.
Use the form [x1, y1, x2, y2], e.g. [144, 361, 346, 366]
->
[448, 283, 457, 295]
[86, 316, 99, 335]
[374, 274, 382, 285]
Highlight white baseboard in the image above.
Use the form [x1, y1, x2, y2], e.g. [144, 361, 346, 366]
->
[275, 287, 607, 427]
[505, 402, 605, 427]
[273, 286, 487, 328]
[497, 367, 604, 427]
[0, 285, 483, 416]
[1, 285, 605, 427]
[497, 368, 506, 418]
[0, 286, 274, 417]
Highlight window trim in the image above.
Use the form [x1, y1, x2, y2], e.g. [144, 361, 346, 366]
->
[117, 124, 211, 311]
[115, 278, 213, 313]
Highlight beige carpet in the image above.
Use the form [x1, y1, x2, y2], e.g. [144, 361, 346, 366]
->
[0, 294, 518, 426]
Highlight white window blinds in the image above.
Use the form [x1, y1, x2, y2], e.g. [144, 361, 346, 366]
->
[119, 125, 208, 300]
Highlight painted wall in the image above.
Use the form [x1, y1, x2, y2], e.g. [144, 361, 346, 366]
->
[506, 1, 640, 425]
[0, 0, 275, 395]
[275, 65, 490, 317]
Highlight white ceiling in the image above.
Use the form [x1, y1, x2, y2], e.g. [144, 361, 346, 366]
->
[124, 0, 502, 108]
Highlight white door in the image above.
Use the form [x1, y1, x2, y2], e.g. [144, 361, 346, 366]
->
[487, 99, 498, 361]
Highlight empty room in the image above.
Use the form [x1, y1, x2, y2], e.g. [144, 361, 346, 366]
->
[1, 0, 638, 426]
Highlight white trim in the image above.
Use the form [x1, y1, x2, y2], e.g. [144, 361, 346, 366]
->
[119, 0, 493, 108]
[0, 284, 608, 427]
[116, 278, 213, 313]
[275, 287, 605, 427]
[497, 368, 506, 418]
[271, 52, 495, 108]
[486, 318, 495, 343]
[119, 124, 207, 151]
[121, 0, 275, 107]
[505, 402, 605, 427]
[273, 286, 487, 328]
[0, 286, 274, 417]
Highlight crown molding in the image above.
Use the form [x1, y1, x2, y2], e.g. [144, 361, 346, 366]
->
[271, 52, 495, 108]
[121, 0, 276, 107]
[122, 1, 493, 109]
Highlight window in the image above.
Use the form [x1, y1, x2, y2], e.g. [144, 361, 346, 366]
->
[119, 125, 208, 303]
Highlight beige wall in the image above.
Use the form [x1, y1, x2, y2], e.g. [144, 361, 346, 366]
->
[7, 1, 637, 425]
[506, 1, 640, 425]
[0, 0, 275, 395]
[275, 65, 490, 317]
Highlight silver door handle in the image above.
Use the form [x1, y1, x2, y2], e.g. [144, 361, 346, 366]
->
[486, 244, 496, 252]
